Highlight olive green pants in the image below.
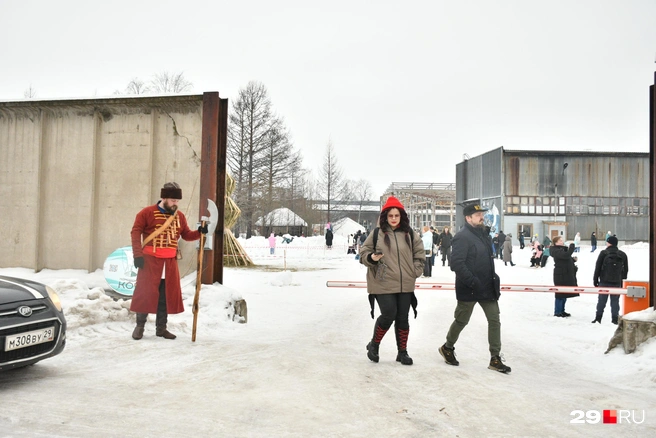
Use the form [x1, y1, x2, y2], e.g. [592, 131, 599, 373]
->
[445, 300, 501, 357]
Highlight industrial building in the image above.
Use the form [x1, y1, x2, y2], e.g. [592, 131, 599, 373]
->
[455, 147, 649, 244]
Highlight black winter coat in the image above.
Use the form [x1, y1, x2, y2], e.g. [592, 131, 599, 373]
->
[450, 223, 500, 302]
[439, 231, 452, 249]
[590, 233, 597, 246]
[551, 243, 579, 299]
[593, 246, 628, 286]
[325, 230, 333, 246]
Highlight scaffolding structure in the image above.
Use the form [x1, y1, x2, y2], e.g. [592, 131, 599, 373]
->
[382, 182, 456, 231]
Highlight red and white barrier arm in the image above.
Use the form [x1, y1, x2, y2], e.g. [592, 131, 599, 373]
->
[325, 281, 639, 296]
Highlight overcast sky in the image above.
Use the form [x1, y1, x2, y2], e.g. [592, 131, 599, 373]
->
[1, 0, 655, 197]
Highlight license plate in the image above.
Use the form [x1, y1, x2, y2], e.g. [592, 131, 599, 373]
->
[5, 326, 55, 352]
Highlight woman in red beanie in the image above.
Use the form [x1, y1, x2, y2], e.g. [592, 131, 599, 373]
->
[359, 196, 425, 365]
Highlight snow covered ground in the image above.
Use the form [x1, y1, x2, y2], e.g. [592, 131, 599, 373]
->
[1, 235, 655, 437]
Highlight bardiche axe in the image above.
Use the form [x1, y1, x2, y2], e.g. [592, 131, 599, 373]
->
[192, 198, 219, 342]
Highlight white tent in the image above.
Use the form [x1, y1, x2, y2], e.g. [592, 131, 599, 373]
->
[332, 217, 365, 237]
[256, 208, 307, 227]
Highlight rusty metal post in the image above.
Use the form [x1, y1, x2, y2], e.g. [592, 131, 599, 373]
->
[213, 98, 228, 285]
[650, 72, 655, 309]
[200, 92, 219, 285]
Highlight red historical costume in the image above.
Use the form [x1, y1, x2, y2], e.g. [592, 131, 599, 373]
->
[130, 203, 200, 314]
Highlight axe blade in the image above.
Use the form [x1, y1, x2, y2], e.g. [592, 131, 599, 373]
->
[199, 199, 219, 251]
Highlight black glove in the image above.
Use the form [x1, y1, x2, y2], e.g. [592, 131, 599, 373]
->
[134, 257, 144, 269]
[198, 224, 209, 234]
[471, 278, 482, 290]
[593, 279, 599, 287]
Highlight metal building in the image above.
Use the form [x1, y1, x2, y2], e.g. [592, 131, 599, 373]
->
[456, 147, 649, 244]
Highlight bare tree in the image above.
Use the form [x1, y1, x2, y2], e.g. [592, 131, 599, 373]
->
[227, 81, 275, 237]
[318, 139, 351, 224]
[150, 71, 193, 93]
[23, 84, 36, 99]
[352, 178, 373, 224]
[284, 149, 307, 218]
[259, 119, 294, 222]
[124, 78, 150, 95]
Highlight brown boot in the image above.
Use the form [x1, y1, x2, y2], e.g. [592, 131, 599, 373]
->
[132, 325, 145, 340]
[156, 326, 177, 339]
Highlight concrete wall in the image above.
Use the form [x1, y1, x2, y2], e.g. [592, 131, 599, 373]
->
[0, 95, 205, 274]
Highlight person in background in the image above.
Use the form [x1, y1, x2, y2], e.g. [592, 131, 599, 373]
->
[130, 182, 207, 341]
[497, 230, 506, 259]
[530, 239, 543, 267]
[359, 196, 425, 366]
[359, 230, 368, 248]
[590, 231, 598, 252]
[540, 235, 552, 268]
[492, 233, 499, 258]
[592, 236, 628, 325]
[532, 233, 539, 244]
[325, 228, 333, 249]
[502, 233, 515, 266]
[438, 201, 511, 374]
[354, 230, 362, 250]
[430, 226, 439, 269]
[439, 226, 453, 267]
[550, 236, 579, 317]
[421, 226, 433, 277]
[518, 232, 525, 250]
[268, 232, 276, 255]
[574, 232, 581, 253]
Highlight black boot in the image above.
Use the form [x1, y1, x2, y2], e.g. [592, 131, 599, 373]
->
[396, 350, 413, 365]
[367, 323, 388, 363]
[394, 328, 412, 365]
[591, 314, 602, 324]
[366, 342, 380, 363]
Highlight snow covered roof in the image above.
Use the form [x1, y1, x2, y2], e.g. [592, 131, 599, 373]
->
[255, 207, 307, 226]
[332, 217, 366, 237]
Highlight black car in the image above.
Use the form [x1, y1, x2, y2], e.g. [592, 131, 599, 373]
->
[0, 275, 67, 371]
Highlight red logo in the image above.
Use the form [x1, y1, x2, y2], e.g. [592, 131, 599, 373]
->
[603, 410, 617, 424]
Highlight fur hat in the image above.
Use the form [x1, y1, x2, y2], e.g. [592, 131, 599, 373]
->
[607, 236, 618, 246]
[382, 196, 405, 211]
[161, 182, 182, 199]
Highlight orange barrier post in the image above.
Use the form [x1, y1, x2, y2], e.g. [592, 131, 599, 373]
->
[623, 280, 650, 314]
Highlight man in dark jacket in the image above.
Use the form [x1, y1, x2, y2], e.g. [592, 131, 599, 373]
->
[592, 236, 628, 324]
[438, 202, 510, 373]
[439, 226, 453, 267]
[590, 232, 597, 252]
[497, 230, 506, 259]
[550, 236, 579, 317]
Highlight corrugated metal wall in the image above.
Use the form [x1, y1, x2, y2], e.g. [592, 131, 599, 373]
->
[504, 152, 649, 197]
[455, 147, 503, 229]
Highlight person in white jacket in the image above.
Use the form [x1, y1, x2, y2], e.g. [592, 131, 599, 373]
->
[421, 226, 433, 277]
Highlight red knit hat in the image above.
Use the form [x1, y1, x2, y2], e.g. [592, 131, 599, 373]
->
[382, 196, 404, 211]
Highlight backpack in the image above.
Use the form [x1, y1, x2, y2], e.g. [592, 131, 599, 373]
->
[371, 227, 414, 252]
[601, 252, 624, 284]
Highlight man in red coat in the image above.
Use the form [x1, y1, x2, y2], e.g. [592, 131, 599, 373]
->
[130, 182, 207, 340]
